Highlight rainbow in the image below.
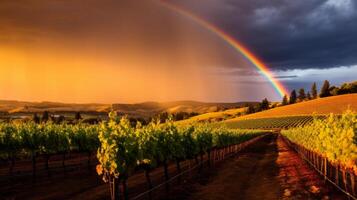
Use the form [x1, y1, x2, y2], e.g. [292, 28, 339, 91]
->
[158, 0, 288, 97]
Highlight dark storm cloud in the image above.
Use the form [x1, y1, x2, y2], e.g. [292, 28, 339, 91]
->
[274, 75, 298, 79]
[173, 0, 357, 70]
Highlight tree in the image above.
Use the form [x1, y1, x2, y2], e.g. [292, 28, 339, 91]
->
[282, 95, 288, 106]
[338, 81, 357, 95]
[306, 92, 311, 100]
[33, 113, 40, 124]
[246, 104, 255, 114]
[329, 86, 339, 96]
[298, 88, 306, 101]
[320, 80, 331, 98]
[157, 112, 169, 123]
[260, 98, 269, 110]
[42, 111, 49, 123]
[289, 90, 297, 104]
[75, 112, 82, 121]
[311, 82, 318, 99]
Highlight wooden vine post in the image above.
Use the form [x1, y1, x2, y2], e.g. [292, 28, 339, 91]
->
[350, 171, 355, 195]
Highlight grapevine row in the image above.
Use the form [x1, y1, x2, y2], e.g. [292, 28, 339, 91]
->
[1, 111, 267, 199]
[281, 110, 357, 198]
[0, 122, 99, 177]
[225, 115, 325, 129]
[96, 111, 267, 200]
[281, 110, 357, 169]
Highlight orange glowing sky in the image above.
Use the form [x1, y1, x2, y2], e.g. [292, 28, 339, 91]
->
[0, 0, 279, 103]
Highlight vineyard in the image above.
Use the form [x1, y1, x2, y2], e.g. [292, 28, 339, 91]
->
[281, 111, 357, 168]
[281, 110, 357, 198]
[0, 111, 267, 200]
[230, 94, 357, 120]
[2, 108, 356, 199]
[96, 112, 266, 200]
[0, 122, 99, 179]
[223, 115, 325, 129]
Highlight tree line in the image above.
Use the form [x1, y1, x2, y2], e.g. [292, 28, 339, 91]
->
[282, 80, 357, 106]
[31, 111, 83, 124]
[244, 80, 356, 115]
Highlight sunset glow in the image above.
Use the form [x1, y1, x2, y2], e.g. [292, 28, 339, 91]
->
[0, 0, 283, 103]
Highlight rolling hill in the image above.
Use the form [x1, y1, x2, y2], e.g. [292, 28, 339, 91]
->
[232, 94, 357, 120]
[112, 101, 255, 118]
[227, 94, 357, 120]
[0, 100, 255, 119]
[0, 100, 111, 113]
[220, 94, 357, 129]
[176, 107, 247, 124]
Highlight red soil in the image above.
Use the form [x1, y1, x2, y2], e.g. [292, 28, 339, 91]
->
[0, 134, 348, 200]
[177, 134, 347, 200]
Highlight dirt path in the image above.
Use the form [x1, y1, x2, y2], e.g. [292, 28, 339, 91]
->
[183, 134, 346, 200]
[1, 134, 348, 200]
[276, 135, 346, 200]
[183, 134, 280, 200]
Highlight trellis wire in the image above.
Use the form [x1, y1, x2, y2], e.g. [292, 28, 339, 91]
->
[131, 134, 267, 200]
[281, 135, 357, 200]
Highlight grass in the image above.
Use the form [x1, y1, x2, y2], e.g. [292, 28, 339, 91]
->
[0, 100, 111, 113]
[178, 94, 357, 129]
[222, 116, 325, 129]
[227, 94, 357, 121]
[0, 100, 255, 119]
[218, 94, 357, 129]
[177, 107, 247, 124]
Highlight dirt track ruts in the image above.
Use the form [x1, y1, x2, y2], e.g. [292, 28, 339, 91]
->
[180, 134, 346, 200]
[1, 134, 348, 200]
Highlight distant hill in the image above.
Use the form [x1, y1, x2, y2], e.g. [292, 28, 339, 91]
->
[0, 99, 256, 119]
[176, 107, 247, 124]
[0, 100, 110, 114]
[112, 101, 256, 118]
[225, 94, 357, 121]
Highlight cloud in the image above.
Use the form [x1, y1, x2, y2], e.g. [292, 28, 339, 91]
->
[273, 75, 298, 79]
[254, 7, 281, 26]
[172, 0, 357, 70]
[213, 64, 357, 94]
[272, 65, 357, 91]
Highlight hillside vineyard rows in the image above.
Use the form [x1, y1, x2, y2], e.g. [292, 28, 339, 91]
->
[1, 110, 357, 199]
[224, 115, 326, 129]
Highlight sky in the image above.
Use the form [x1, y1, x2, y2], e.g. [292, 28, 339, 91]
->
[0, 0, 356, 103]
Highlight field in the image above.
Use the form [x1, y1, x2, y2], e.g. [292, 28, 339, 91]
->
[112, 101, 255, 119]
[1, 95, 357, 200]
[0, 114, 267, 199]
[0, 100, 111, 113]
[0, 100, 253, 121]
[228, 94, 357, 120]
[177, 107, 247, 124]
[218, 94, 357, 129]
[222, 116, 323, 129]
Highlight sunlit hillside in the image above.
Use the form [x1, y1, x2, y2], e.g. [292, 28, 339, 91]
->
[0, 100, 111, 113]
[177, 107, 247, 124]
[0, 100, 254, 120]
[112, 101, 254, 118]
[226, 94, 357, 121]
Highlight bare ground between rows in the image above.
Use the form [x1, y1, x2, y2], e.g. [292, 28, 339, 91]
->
[0, 144, 219, 200]
[1, 134, 348, 200]
[162, 134, 281, 200]
[166, 134, 347, 200]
